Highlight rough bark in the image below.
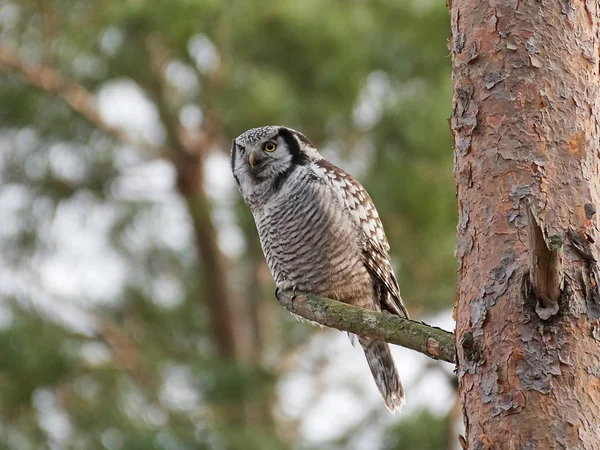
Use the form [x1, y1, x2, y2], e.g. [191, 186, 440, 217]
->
[450, 0, 600, 447]
[277, 291, 456, 364]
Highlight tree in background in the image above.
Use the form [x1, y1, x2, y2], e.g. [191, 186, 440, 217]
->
[0, 0, 455, 448]
[451, 0, 600, 446]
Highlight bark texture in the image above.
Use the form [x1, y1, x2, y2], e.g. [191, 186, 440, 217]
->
[450, 0, 600, 447]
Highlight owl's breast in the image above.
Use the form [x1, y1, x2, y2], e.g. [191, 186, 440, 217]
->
[253, 176, 370, 297]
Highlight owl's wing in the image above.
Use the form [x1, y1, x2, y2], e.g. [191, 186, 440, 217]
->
[315, 160, 409, 318]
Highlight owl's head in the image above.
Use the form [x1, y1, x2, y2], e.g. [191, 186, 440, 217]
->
[231, 126, 321, 195]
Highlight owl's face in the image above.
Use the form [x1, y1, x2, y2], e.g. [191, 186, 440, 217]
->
[231, 126, 321, 199]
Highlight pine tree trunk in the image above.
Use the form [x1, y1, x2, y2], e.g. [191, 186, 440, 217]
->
[450, 0, 600, 447]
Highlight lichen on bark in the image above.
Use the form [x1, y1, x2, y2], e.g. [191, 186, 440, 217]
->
[276, 291, 456, 364]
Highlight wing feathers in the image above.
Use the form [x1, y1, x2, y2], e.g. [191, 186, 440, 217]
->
[315, 160, 408, 318]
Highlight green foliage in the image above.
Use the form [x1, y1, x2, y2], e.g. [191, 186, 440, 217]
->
[0, 308, 74, 417]
[383, 409, 449, 450]
[0, 0, 455, 448]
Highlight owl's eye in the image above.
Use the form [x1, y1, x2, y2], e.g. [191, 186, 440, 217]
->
[263, 142, 277, 152]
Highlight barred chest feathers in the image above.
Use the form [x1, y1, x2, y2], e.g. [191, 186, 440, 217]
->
[251, 161, 370, 299]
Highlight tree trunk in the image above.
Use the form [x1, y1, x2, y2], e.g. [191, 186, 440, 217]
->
[140, 36, 258, 362]
[450, 0, 600, 447]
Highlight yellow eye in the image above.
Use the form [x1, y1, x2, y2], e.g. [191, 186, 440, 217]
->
[264, 142, 277, 152]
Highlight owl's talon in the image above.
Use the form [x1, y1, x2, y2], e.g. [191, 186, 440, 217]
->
[274, 287, 296, 302]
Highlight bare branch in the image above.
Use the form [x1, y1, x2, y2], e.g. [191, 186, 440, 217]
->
[0, 45, 128, 143]
[276, 290, 456, 364]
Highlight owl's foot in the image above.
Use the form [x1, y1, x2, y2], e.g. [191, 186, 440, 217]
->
[275, 287, 296, 300]
[275, 287, 301, 302]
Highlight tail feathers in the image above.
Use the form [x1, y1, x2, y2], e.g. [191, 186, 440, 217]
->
[360, 337, 405, 413]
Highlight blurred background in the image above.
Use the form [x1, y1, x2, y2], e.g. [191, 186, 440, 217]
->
[0, 0, 459, 449]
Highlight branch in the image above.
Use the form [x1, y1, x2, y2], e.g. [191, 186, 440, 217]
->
[1, 41, 248, 361]
[277, 291, 456, 364]
[0, 45, 128, 143]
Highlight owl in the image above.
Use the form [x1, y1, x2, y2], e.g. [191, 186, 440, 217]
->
[231, 126, 408, 412]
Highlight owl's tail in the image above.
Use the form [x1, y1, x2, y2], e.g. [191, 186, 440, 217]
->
[359, 337, 405, 413]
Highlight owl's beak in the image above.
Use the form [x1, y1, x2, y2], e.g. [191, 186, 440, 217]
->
[248, 151, 256, 168]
